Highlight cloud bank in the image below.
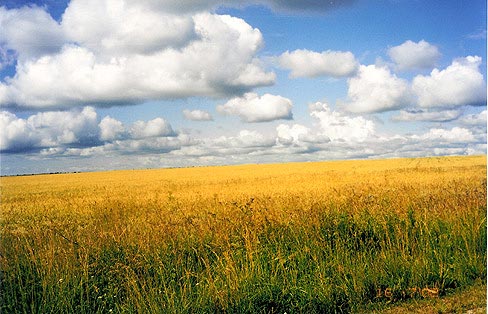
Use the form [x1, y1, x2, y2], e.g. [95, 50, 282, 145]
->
[1, 105, 485, 175]
[0, 107, 184, 154]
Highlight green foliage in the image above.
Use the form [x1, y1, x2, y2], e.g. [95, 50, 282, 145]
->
[2, 206, 485, 313]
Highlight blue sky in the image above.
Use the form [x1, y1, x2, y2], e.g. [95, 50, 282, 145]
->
[0, 0, 486, 175]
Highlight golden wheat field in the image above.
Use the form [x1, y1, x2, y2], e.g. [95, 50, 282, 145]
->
[1, 155, 486, 313]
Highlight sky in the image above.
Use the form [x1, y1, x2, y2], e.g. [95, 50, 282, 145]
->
[0, 0, 486, 175]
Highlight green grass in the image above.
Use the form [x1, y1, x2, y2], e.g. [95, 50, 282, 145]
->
[1, 204, 485, 313]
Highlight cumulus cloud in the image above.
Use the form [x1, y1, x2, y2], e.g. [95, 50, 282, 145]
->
[0, 107, 182, 154]
[169, 109, 482, 168]
[0, 6, 65, 61]
[310, 102, 376, 142]
[217, 92, 293, 122]
[276, 124, 313, 145]
[214, 130, 275, 149]
[92, 135, 193, 155]
[183, 109, 213, 121]
[2, 104, 486, 174]
[186, 102, 377, 161]
[173, 129, 275, 159]
[0, 0, 364, 110]
[99, 116, 125, 141]
[412, 56, 486, 108]
[274, 102, 376, 154]
[344, 64, 412, 113]
[416, 127, 475, 143]
[0, 3, 275, 109]
[62, 0, 197, 55]
[459, 110, 487, 127]
[0, 110, 37, 152]
[388, 40, 441, 71]
[392, 109, 462, 122]
[278, 49, 358, 78]
[1, 107, 99, 152]
[130, 118, 175, 139]
[29, 106, 100, 147]
[43, 133, 195, 159]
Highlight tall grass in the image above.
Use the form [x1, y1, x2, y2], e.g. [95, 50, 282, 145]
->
[1, 156, 486, 313]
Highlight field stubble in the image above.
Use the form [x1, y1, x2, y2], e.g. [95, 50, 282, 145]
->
[0, 156, 486, 313]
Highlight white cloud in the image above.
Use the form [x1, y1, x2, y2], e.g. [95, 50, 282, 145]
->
[173, 129, 275, 158]
[0, 4, 275, 109]
[0, 107, 99, 152]
[214, 130, 275, 148]
[183, 109, 213, 121]
[0, 110, 36, 152]
[412, 56, 486, 108]
[99, 116, 125, 141]
[276, 124, 313, 145]
[2, 45, 145, 108]
[344, 64, 411, 113]
[310, 102, 376, 142]
[185, 122, 483, 166]
[417, 127, 475, 143]
[217, 92, 293, 122]
[98, 135, 193, 155]
[2, 104, 486, 174]
[129, 118, 175, 139]
[459, 110, 487, 127]
[28, 107, 99, 147]
[51, 134, 194, 158]
[190, 102, 377, 160]
[62, 0, 197, 56]
[0, 107, 183, 154]
[0, 6, 65, 61]
[278, 49, 358, 78]
[388, 40, 441, 71]
[0, 0, 361, 111]
[392, 109, 462, 122]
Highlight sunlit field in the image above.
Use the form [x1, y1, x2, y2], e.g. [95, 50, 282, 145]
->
[1, 155, 486, 313]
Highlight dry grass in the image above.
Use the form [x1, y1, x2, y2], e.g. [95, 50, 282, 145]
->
[1, 155, 486, 313]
